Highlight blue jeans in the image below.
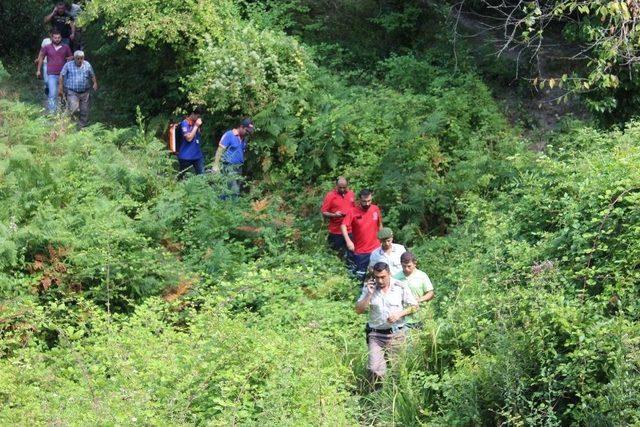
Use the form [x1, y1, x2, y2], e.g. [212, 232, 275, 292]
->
[46, 74, 60, 113]
[178, 157, 204, 177]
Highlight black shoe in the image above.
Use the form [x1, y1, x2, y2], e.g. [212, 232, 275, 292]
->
[44, 86, 49, 96]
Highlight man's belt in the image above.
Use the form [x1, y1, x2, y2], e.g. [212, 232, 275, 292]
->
[368, 325, 404, 334]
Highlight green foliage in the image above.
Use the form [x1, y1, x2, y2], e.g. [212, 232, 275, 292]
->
[0, 0, 46, 58]
[367, 120, 640, 425]
[184, 25, 312, 116]
[0, 61, 8, 84]
[0, 296, 358, 424]
[81, 0, 313, 122]
[3, 1, 640, 424]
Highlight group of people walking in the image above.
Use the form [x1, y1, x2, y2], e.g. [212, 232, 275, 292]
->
[174, 107, 254, 197]
[34, 2, 427, 387]
[321, 178, 435, 384]
[35, 2, 97, 128]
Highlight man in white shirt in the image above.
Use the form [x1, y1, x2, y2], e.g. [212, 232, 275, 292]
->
[368, 227, 406, 276]
[355, 262, 418, 384]
[35, 31, 52, 95]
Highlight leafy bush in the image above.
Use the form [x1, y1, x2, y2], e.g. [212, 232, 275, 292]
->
[0, 297, 358, 425]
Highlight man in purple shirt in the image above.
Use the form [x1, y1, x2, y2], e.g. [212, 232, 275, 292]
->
[36, 29, 72, 114]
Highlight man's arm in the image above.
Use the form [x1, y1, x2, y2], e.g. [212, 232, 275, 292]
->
[322, 211, 344, 219]
[36, 52, 44, 78]
[355, 283, 374, 314]
[378, 207, 383, 228]
[212, 144, 226, 173]
[44, 8, 55, 23]
[387, 284, 419, 323]
[419, 291, 435, 303]
[88, 65, 98, 91]
[341, 223, 355, 252]
[321, 195, 343, 219]
[387, 304, 418, 323]
[183, 122, 200, 142]
[58, 74, 64, 97]
[69, 21, 76, 40]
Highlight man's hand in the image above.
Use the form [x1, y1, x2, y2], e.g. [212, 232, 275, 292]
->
[346, 240, 355, 252]
[365, 279, 375, 295]
[70, 33, 75, 41]
[36, 69, 41, 78]
[195, 118, 203, 127]
[334, 211, 344, 217]
[93, 82, 98, 91]
[387, 312, 402, 323]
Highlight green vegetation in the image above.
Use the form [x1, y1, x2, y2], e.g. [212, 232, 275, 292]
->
[2, 0, 640, 424]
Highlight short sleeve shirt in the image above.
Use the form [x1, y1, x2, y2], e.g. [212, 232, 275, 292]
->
[368, 243, 406, 276]
[394, 269, 434, 324]
[177, 119, 204, 160]
[60, 60, 94, 92]
[51, 12, 74, 38]
[219, 130, 247, 165]
[40, 44, 72, 75]
[341, 204, 381, 254]
[357, 279, 418, 329]
[320, 189, 355, 234]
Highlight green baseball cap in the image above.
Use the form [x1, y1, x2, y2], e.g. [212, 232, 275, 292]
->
[377, 227, 393, 239]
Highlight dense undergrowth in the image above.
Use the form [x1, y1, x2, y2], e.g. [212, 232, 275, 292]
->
[2, 0, 640, 424]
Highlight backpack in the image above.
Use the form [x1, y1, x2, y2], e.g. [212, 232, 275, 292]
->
[167, 121, 183, 155]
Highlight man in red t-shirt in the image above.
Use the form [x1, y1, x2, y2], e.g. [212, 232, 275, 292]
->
[321, 177, 355, 257]
[341, 189, 382, 281]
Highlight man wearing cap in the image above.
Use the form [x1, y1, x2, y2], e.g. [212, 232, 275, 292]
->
[212, 118, 254, 197]
[321, 177, 355, 258]
[58, 50, 97, 128]
[356, 261, 418, 384]
[341, 189, 382, 281]
[368, 228, 406, 276]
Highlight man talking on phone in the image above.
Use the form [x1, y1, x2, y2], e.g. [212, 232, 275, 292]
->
[355, 262, 418, 385]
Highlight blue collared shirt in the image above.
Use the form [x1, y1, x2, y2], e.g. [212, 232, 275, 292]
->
[60, 60, 94, 93]
[219, 130, 247, 165]
[178, 119, 203, 160]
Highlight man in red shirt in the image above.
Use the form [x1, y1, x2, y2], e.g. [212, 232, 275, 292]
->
[341, 189, 383, 281]
[321, 177, 355, 258]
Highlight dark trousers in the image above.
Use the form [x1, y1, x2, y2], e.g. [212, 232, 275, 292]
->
[178, 158, 205, 177]
[327, 233, 354, 269]
[351, 252, 372, 282]
[327, 233, 352, 253]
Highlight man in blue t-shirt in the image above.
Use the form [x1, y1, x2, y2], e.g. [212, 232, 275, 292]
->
[212, 118, 254, 195]
[177, 108, 205, 176]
